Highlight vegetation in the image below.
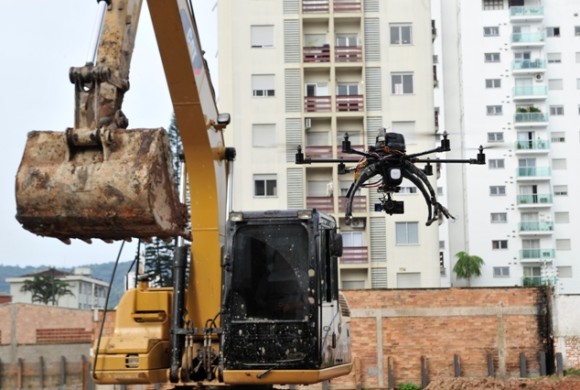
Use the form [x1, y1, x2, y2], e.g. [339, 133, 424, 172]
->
[20, 268, 74, 305]
[398, 383, 421, 390]
[453, 251, 485, 287]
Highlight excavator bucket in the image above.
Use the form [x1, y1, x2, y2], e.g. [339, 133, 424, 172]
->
[15, 128, 188, 243]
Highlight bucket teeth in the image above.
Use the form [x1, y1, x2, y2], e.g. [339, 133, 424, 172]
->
[15, 128, 187, 242]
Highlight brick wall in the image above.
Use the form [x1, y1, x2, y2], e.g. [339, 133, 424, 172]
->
[36, 328, 92, 344]
[330, 287, 551, 389]
[553, 294, 580, 369]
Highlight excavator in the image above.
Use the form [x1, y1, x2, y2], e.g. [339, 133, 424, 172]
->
[14, 0, 351, 387]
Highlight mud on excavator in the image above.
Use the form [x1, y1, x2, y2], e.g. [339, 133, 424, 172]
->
[14, 0, 352, 387]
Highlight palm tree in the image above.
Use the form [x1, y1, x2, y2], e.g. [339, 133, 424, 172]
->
[453, 251, 485, 287]
[20, 268, 75, 305]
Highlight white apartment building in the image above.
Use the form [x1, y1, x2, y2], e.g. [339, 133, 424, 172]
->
[439, 0, 580, 293]
[218, 0, 443, 288]
[7, 267, 108, 310]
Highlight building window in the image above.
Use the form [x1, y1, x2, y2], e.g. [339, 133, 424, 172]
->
[490, 185, 506, 196]
[555, 212, 570, 224]
[251, 25, 274, 48]
[492, 240, 508, 250]
[493, 266, 510, 277]
[556, 239, 571, 251]
[482, 0, 503, 10]
[489, 159, 505, 169]
[484, 53, 500, 63]
[554, 185, 568, 196]
[396, 222, 419, 245]
[252, 124, 276, 148]
[491, 212, 507, 223]
[551, 132, 565, 143]
[548, 79, 563, 90]
[390, 24, 412, 45]
[546, 27, 561, 37]
[251, 74, 275, 97]
[337, 83, 359, 96]
[485, 79, 501, 88]
[487, 132, 504, 142]
[391, 73, 414, 94]
[552, 158, 567, 170]
[558, 266, 573, 278]
[253, 174, 277, 197]
[550, 105, 564, 116]
[547, 53, 562, 63]
[399, 186, 417, 194]
[486, 105, 503, 115]
[483, 26, 500, 36]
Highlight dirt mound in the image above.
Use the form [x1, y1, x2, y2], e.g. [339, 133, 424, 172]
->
[425, 376, 580, 390]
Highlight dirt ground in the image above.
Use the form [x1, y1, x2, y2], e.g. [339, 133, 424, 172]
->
[425, 376, 580, 390]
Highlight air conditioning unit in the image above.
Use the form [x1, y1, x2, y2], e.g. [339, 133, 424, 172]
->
[304, 118, 312, 130]
[534, 73, 544, 82]
[350, 218, 366, 229]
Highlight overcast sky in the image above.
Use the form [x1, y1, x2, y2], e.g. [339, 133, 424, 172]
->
[0, 1, 217, 268]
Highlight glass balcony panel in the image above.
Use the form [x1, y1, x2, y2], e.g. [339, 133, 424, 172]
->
[516, 167, 551, 177]
[519, 248, 555, 259]
[510, 6, 544, 17]
[511, 32, 545, 43]
[515, 140, 550, 150]
[512, 59, 546, 70]
[516, 193, 552, 205]
[518, 221, 554, 231]
[522, 276, 555, 287]
[514, 112, 549, 123]
[512, 86, 547, 97]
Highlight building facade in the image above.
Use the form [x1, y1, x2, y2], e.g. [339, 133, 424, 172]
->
[7, 267, 108, 310]
[439, 0, 580, 293]
[218, 0, 442, 288]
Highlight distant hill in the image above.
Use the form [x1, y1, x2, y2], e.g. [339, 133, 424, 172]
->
[0, 261, 135, 308]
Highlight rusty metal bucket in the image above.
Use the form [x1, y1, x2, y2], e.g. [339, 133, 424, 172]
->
[15, 128, 188, 243]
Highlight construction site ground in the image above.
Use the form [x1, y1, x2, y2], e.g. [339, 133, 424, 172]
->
[425, 376, 580, 389]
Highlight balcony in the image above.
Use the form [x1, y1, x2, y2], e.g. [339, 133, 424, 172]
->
[511, 32, 545, 46]
[516, 193, 552, 206]
[516, 167, 551, 179]
[514, 112, 548, 126]
[305, 145, 332, 158]
[336, 95, 363, 112]
[510, 6, 544, 21]
[335, 46, 362, 62]
[515, 140, 550, 153]
[306, 196, 333, 213]
[303, 0, 329, 13]
[333, 0, 361, 12]
[519, 248, 555, 260]
[512, 59, 546, 73]
[340, 246, 368, 264]
[339, 195, 366, 213]
[513, 86, 547, 100]
[518, 221, 554, 234]
[522, 276, 555, 287]
[304, 96, 332, 112]
[303, 46, 331, 63]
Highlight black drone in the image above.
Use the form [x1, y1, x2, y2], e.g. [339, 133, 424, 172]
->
[296, 129, 486, 226]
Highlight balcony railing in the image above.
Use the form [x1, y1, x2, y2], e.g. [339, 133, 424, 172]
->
[516, 193, 552, 205]
[515, 140, 550, 151]
[518, 221, 554, 232]
[339, 195, 366, 213]
[522, 276, 555, 287]
[520, 248, 555, 259]
[334, 0, 361, 12]
[304, 145, 332, 158]
[306, 196, 333, 213]
[517, 167, 551, 177]
[512, 59, 546, 71]
[336, 95, 363, 112]
[514, 112, 548, 123]
[335, 46, 362, 62]
[340, 246, 368, 264]
[511, 32, 545, 44]
[513, 86, 547, 97]
[510, 6, 544, 17]
[303, 0, 329, 13]
[303, 46, 331, 63]
[304, 96, 332, 112]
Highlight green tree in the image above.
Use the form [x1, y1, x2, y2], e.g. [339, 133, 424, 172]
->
[20, 268, 75, 305]
[144, 114, 186, 287]
[453, 251, 485, 287]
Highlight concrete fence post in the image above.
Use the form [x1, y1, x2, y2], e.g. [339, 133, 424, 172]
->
[60, 355, 67, 389]
[39, 356, 45, 388]
[453, 354, 461, 377]
[387, 356, 395, 390]
[420, 356, 429, 388]
[539, 351, 547, 376]
[17, 358, 24, 389]
[555, 352, 564, 377]
[487, 353, 495, 377]
[519, 352, 527, 378]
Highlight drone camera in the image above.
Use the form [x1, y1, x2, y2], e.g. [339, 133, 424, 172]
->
[376, 199, 405, 215]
